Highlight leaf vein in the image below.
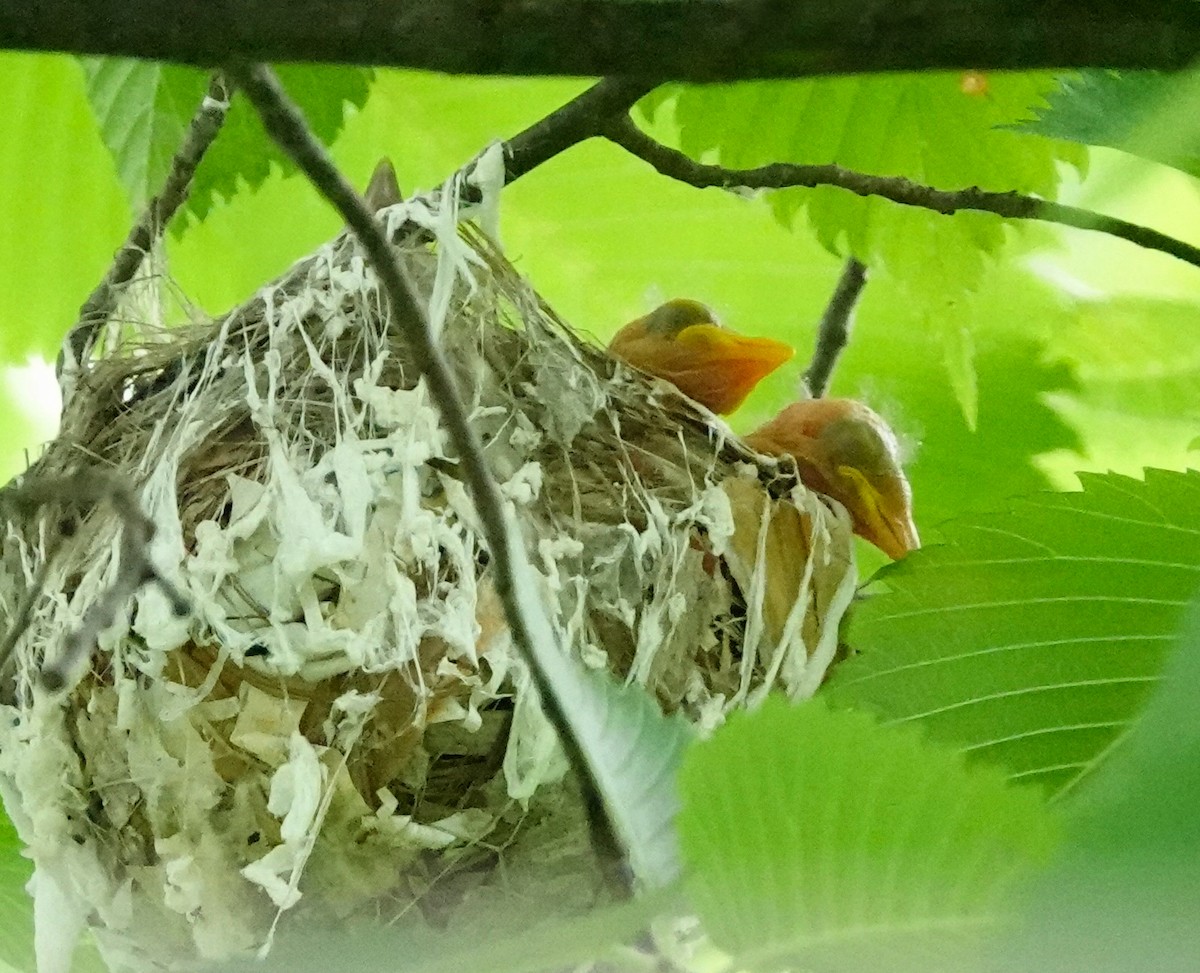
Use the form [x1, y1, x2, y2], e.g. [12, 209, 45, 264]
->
[884, 675, 1161, 724]
[835, 633, 1173, 686]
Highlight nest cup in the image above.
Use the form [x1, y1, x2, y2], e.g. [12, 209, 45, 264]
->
[0, 198, 857, 970]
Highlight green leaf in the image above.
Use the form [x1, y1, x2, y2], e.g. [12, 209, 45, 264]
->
[80, 59, 210, 211]
[826, 468, 1200, 797]
[549, 661, 695, 887]
[511, 550, 693, 887]
[0, 373, 43, 486]
[0, 811, 33, 972]
[937, 315, 979, 431]
[678, 698, 1057, 973]
[1050, 295, 1200, 424]
[0, 53, 130, 361]
[1037, 293, 1200, 484]
[992, 603, 1200, 973]
[81, 58, 374, 228]
[1018, 69, 1200, 179]
[192, 64, 374, 224]
[665, 73, 1085, 299]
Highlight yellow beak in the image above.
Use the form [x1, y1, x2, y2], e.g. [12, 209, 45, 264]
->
[837, 465, 921, 560]
[610, 318, 793, 415]
[653, 323, 794, 414]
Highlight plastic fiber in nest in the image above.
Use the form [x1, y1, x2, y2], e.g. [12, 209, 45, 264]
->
[0, 188, 857, 971]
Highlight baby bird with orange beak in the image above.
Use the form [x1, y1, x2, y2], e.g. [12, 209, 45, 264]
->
[745, 398, 920, 560]
[609, 299, 795, 415]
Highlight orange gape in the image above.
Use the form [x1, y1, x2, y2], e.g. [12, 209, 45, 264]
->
[746, 398, 920, 560]
[608, 299, 794, 415]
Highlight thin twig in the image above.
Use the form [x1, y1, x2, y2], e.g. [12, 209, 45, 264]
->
[60, 71, 233, 385]
[227, 62, 628, 887]
[804, 258, 868, 398]
[603, 114, 1200, 273]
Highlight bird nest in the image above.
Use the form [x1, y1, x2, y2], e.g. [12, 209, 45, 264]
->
[0, 192, 857, 971]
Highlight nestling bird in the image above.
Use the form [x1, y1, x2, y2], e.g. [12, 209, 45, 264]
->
[608, 299, 795, 415]
[745, 398, 920, 560]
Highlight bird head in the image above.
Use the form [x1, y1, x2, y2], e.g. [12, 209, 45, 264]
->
[608, 299, 795, 415]
[744, 398, 920, 560]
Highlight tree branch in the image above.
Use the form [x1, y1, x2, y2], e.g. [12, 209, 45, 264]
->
[2, 0, 1198, 77]
[226, 61, 628, 887]
[604, 115, 1200, 273]
[502, 77, 657, 185]
[804, 258, 868, 399]
[61, 72, 232, 383]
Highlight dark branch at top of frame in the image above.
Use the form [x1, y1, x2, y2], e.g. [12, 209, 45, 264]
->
[1, 0, 1199, 77]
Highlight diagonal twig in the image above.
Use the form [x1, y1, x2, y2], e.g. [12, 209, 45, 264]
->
[226, 61, 629, 888]
[603, 114, 1200, 273]
[804, 258, 868, 398]
[60, 71, 233, 390]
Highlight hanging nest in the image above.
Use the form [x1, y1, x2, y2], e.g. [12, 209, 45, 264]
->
[0, 193, 857, 972]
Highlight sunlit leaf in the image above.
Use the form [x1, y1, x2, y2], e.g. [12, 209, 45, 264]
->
[1018, 288, 1199, 484]
[678, 698, 1057, 973]
[826, 468, 1200, 797]
[81, 58, 374, 228]
[0, 375, 44, 486]
[992, 603, 1200, 973]
[901, 332, 1078, 529]
[80, 59, 210, 211]
[1019, 69, 1200, 178]
[192, 64, 374, 223]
